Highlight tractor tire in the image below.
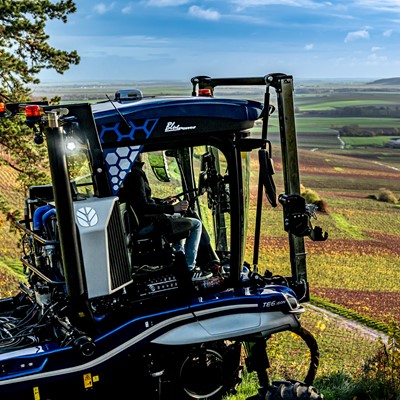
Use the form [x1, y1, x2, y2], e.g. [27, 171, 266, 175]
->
[266, 380, 323, 400]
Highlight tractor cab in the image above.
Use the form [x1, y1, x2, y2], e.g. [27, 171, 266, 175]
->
[88, 90, 264, 297]
[0, 74, 327, 400]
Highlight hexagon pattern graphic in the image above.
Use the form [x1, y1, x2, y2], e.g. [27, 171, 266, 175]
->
[104, 145, 141, 194]
[98, 118, 158, 143]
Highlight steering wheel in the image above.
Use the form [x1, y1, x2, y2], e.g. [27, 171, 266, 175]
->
[171, 188, 200, 216]
[173, 188, 199, 201]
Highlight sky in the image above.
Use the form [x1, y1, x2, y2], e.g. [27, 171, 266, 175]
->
[39, 0, 400, 83]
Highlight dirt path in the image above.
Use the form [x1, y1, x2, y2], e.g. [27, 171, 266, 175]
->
[306, 303, 388, 343]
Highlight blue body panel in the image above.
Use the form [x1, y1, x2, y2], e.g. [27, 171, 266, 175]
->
[0, 285, 302, 391]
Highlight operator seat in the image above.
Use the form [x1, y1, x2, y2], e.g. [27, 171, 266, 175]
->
[120, 203, 193, 268]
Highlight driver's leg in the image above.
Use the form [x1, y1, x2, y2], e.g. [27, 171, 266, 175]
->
[182, 217, 202, 271]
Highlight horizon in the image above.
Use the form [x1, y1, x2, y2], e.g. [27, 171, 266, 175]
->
[38, 1, 400, 84]
[32, 76, 399, 90]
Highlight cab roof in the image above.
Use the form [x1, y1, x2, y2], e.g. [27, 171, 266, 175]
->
[91, 95, 263, 146]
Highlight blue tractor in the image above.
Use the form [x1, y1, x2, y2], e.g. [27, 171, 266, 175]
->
[0, 74, 327, 399]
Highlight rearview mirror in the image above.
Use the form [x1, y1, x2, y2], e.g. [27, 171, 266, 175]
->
[148, 151, 171, 182]
[259, 145, 277, 207]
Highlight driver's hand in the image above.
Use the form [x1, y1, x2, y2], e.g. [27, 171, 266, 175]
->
[173, 200, 189, 213]
[161, 195, 177, 204]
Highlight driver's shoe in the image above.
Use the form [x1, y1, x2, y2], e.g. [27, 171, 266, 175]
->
[191, 267, 213, 281]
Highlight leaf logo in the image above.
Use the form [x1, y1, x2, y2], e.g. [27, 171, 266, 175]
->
[76, 207, 99, 227]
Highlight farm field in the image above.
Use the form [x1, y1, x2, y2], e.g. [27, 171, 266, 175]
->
[244, 147, 400, 328]
[1, 80, 400, 398]
[230, 143, 400, 398]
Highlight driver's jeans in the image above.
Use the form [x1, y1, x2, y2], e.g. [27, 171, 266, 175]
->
[173, 217, 202, 271]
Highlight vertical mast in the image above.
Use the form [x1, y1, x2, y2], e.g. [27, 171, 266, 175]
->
[268, 74, 307, 284]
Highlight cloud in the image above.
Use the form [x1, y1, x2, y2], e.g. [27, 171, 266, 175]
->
[93, 2, 116, 14]
[122, 4, 133, 14]
[231, 0, 324, 9]
[344, 29, 369, 42]
[189, 6, 221, 20]
[228, 14, 266, 24]
[371, 46, 382, 52]
[145, 0, 190, 6]
[383, 29, 393, 37]
[305, 43, 314, 50]
[353, 0, 400, 13]
[367, 53, 388, 63]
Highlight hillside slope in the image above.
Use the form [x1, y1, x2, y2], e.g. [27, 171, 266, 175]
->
[0, 164, 24, 258]
[367, 77, 400, 85]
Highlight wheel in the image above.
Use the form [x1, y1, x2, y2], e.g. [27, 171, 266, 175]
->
[246, 327, 323, 400]
[162, 341, 242, 400]
[265, 380, 324, 400]
[265, 326, 319, 387]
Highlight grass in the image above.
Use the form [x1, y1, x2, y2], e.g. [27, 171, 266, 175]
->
[310, 296, 391, 336]
[328, 212, 366, 239]
[0, 258, 25, 298]
[343, 135, 400, 147]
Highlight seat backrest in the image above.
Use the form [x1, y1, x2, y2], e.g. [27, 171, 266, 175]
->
[120, 202, 193, 243]
[120, 202, 140, 236]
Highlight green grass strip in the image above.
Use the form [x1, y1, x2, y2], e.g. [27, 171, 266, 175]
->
[329, 212, 366, 239]
[310, 295, 394, 338]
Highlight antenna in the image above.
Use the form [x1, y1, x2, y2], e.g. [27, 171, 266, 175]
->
[105, 94, 131, 133]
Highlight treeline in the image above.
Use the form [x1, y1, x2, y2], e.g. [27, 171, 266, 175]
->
[338, 125, 400, 137]
[300, 105, 400, 118]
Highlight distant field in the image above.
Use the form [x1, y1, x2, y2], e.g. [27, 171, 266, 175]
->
[295, 90, 400, 106]
[245, 148, 400, 325]
[257, 116, 400, 132]
[300, 99, 399, 111]
[298, 116, 400, 130]
[30, 81, 192, 102]
[234, 145, 400, 398]
[342, 135, 398, 147]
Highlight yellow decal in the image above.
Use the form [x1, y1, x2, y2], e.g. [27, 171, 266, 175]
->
[33, 386, 40, 400]
[83, 373, 93, 389]
[93, 375, 100, 383]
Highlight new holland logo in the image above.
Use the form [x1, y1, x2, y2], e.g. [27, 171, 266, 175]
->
[165, 121, 196, 132]
[76, 207, 99, 227]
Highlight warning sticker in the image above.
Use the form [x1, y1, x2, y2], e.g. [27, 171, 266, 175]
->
[33, 386, 40, 400]
[83, 373, 93, 389]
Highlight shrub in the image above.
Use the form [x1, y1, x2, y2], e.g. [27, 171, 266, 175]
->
[314, 199, 329, 214]
[300, 184, 329, 213]
[357, 322, 400, 399]
[314, 323, 400, 400]
[377, 188, 398, 204]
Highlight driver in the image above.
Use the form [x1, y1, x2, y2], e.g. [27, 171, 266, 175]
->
[120, 154, 204, 276]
